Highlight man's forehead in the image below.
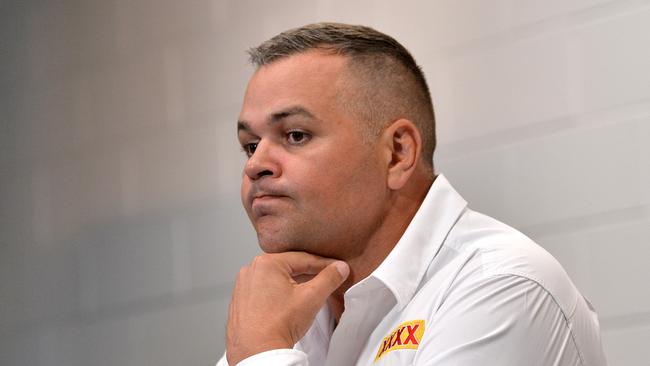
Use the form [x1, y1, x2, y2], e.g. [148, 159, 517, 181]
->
[240, 51, 350, 122]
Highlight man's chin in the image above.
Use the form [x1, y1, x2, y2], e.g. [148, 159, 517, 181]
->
[254, 221, 335, 257]
[257, 240, 300, 254]
[255, 228, 298, 253]
[254, 219, 299, 251]
[256, 236, 341, 259]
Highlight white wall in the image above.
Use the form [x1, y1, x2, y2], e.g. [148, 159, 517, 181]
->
[1, 1, 648, 365]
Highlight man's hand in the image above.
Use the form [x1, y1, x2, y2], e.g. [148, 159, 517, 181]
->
[225, 251, 350, 365]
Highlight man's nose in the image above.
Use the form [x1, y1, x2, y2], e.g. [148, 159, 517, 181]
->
[243, 141, 280, 180]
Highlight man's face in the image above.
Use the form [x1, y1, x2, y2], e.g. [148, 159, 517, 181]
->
[238, 51, 389, 259]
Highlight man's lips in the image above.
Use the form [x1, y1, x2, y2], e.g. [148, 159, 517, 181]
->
[247, 185, 290, 214]
[250, 193, 288, 209]
[248, 185, 288, 202]
[252, 194, 285, 203]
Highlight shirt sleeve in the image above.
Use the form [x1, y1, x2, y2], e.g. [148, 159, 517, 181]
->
[216, 349, 308, 366]
[414, 274, 598, 366]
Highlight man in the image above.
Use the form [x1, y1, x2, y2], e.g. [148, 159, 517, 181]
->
[217, 23, 606, 366]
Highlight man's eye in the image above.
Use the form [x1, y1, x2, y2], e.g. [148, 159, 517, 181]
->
[287, 131, 310, 144]
[242, 142, 257, 157]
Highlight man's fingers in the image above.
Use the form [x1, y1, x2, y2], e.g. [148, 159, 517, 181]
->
[293, 274, 316, 284]
[299, 261, 349, 306]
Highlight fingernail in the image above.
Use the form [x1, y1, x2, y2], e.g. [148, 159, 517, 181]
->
[334, 261, 350, 279]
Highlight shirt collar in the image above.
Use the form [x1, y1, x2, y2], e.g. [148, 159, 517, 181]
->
[366, 174, 468, 309]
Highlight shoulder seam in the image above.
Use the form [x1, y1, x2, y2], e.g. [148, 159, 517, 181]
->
[487, 273, 586, 366]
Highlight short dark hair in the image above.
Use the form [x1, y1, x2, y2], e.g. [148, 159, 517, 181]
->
[248, 22, 436, 170]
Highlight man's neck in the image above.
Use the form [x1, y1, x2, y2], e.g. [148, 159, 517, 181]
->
[328, 172, 434, 322]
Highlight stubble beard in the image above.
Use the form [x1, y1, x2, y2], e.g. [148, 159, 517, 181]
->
[254, 214, 313, 254]
[254, 210, 376, 261]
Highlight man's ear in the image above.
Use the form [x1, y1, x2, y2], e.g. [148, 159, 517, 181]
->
[380, 119, 423, 190]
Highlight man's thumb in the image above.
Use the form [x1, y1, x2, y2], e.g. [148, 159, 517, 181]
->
[302, 261, 349, 301]
[332, 261, 350, 280]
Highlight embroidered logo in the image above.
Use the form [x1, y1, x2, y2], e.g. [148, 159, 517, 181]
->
[374, 319, 425, 362]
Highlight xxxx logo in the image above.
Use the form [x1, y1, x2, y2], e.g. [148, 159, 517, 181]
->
[374, 319, 425, 362]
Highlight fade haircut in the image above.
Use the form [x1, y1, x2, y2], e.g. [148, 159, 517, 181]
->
[248, 22, 436, 170]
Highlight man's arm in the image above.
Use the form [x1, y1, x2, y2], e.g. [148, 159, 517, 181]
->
[224, 252, 349, 365]
[413, 274, 605, 366]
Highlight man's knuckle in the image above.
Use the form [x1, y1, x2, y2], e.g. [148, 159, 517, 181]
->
[253, 254, 272, 264]
[251, 254, 263, 263]
[236, 266, 248, 278]
[249, 255, 264, 268]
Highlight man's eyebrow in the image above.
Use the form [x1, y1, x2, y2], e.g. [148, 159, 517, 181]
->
[237, 120, 250, 132]
[237, 106, 319, 133]
[269, 106, 318, 123]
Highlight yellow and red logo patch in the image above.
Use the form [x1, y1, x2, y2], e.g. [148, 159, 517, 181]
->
[374, 319, 425, 362]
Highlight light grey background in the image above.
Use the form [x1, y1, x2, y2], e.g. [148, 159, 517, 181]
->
[1, 1, 649, 365]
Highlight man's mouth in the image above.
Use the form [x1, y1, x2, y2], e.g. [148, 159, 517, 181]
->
[253, 194, 284, 203]
[251, 193, 288, 214]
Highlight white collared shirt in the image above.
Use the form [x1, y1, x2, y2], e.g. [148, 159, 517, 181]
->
[217, 175, 607, 366]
